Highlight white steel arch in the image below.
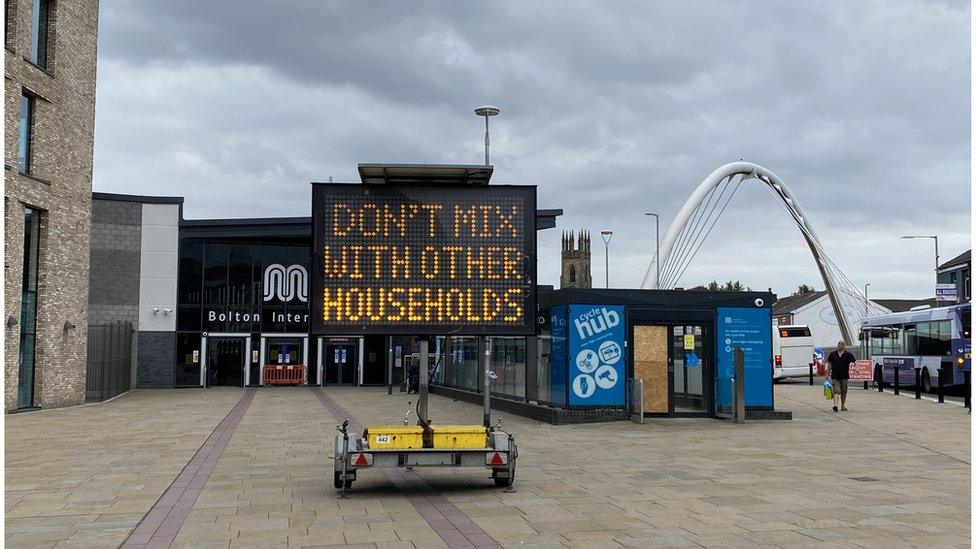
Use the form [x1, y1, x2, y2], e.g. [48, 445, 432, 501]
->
[640, 161, 859, 344]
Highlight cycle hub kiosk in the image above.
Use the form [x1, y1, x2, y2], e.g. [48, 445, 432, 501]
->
[311, 166, 535, 492]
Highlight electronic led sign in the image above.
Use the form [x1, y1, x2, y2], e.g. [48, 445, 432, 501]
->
[311, 184, 536, 335]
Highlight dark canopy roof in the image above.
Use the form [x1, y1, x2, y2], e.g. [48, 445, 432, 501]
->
[357, 164, 493, 186]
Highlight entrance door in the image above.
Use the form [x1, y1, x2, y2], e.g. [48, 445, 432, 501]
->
[208, 338, 246, 387]
[670, 325, 708, 415]
[324, 342, 357, 385]
[633, 325, 669, 413]
[267, 339, 303, 368]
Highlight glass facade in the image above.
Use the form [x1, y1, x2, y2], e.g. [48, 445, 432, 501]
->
[176, 239, 310, 386]
[489, 337, 526, 399]
[444, 336, 480, 391]
[438, 336, 528, 400]
[18, 207, 41, 408]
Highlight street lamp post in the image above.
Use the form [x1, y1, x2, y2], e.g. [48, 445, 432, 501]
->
[474, 105, 500, 166]
[864, 283, 870, 316]
[901, 235, 939, 297]
[644, 213, 659, 289]
[600, 230, 613, 289]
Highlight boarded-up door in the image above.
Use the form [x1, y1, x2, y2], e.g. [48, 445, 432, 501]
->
[633, 325, 668, 413]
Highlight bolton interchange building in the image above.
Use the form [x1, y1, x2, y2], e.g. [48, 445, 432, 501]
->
[90, 164, 777, 421]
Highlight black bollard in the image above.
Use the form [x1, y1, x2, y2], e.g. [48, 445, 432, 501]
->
[914, 367, 922, 399]
[965, 370, 971, 409]
[893, 365, 900, 395]
[937, 366, 945, 403]
[876, 363, 884, 393]
[808, 363, 814, 386]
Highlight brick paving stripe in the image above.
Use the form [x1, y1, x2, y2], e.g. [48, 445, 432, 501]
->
[314, 388, 503, 549]
[120, 388, 256, 549]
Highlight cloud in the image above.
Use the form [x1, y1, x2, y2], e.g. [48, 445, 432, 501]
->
[93, 0, 971, 299]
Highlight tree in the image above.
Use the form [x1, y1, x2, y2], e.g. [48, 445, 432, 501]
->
[698, 280, 746, 292]
[793, 284, 817, 296]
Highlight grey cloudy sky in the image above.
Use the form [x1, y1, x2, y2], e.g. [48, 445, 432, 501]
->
[92, 0, 971, 299]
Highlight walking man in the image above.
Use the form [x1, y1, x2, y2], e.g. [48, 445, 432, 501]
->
[827, 340, 856, 412]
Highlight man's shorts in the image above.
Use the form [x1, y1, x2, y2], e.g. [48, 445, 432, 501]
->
[831, 378, 849, 398]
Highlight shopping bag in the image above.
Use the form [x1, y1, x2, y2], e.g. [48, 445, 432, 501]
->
[822, 380, 833, 400]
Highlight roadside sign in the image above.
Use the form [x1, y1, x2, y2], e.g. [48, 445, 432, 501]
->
[850, 360, 873, 380]
[311, 183, 537, 335]
[813, 348, 825, 377]
[936, 283, 958, 302]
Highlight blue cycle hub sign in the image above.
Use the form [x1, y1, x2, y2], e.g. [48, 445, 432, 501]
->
[567, 305, 626, 406]
[716, 307, 773, 408]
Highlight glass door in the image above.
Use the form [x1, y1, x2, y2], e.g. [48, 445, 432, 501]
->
[324, 342, 357, 385]
[670, 325, 708, 415]
[267, 339, 302, 368]
[207, 338, 246, 387]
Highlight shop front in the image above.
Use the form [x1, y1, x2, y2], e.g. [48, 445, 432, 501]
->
[174, 217, 399, 388]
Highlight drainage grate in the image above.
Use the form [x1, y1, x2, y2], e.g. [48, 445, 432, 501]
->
[849, 476, 880, 482]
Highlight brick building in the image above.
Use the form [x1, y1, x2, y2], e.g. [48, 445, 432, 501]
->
[4, 0, 100, 410]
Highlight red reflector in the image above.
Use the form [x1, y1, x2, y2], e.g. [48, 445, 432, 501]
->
[488, 452, 504, 466]
[353, 453, 370, 467]
[775, 355, 782, 366]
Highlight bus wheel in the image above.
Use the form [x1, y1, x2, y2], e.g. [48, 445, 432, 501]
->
[921, 369, 931, 393]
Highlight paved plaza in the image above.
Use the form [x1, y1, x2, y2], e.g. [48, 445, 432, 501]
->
[5, 383, 970, 548]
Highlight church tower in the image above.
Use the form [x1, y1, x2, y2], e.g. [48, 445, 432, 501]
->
[560, 230, 592, 288]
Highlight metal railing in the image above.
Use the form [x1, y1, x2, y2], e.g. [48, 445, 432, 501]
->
[627, 378, 645, 424]
[86, 322, 133, 403]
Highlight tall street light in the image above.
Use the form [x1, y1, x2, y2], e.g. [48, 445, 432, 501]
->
[474, 105, 500, 166]
[645, 213, 660, 289]
[600, 230, 613, 289]
[901, 235, 939, 296]
[863, 283, 870, 316]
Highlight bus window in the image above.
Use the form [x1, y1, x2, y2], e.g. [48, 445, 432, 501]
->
[938, 320, 952, 354]
[883, 327, 903, 355]
[903, 324, 917, 355]
[918, 321, 951, 356]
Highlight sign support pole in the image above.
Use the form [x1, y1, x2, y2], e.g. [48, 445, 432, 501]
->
[418, 337, 429, 424]
[734, 347, 745, 424]
[386, 336, 393, 395]
[483, 336, 493, 428]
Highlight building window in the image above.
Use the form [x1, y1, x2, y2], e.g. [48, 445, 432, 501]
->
[18, 207, 41, 408]
[30, 0, 51, 69]
[569, 264, 576, 283]
[4, 0, 13, 48]
[18, 93, 34, 174]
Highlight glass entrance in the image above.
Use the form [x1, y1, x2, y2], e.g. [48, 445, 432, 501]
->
[267, 339, 302, 368]
[671, 325, 708, 414]
[208, 338, 246, 387]
[324, 342, 357, 385]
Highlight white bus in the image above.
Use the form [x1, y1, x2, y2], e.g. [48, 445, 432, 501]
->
[860, 303, 971, 392]
[772, 325, 814, 381]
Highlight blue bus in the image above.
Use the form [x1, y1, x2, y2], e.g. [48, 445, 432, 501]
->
[860, 302, 971, 391]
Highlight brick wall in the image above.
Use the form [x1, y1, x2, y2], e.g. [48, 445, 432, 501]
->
[89, 200, 142, 325]
[137, 332, 175, 388]
[4, 0, 100, 410]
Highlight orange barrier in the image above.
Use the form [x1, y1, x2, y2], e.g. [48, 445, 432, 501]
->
[264, 364, 307, 386]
